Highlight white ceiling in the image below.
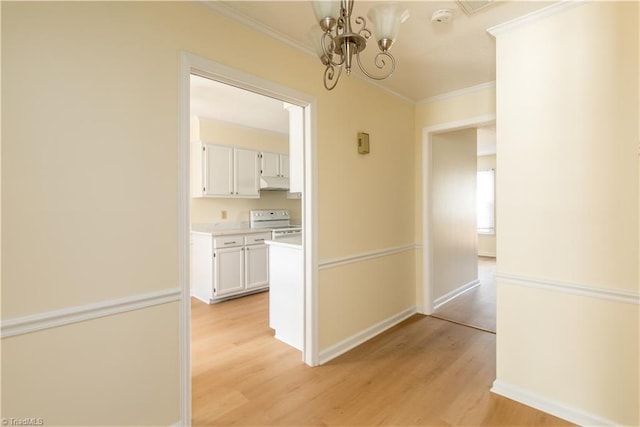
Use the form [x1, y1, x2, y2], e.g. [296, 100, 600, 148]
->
[192, 1, 552, 139]
[190, 74, 290, 134]
[204, 0, 556, 101]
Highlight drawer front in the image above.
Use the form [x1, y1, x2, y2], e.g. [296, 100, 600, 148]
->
[213, 235, 243, 248]
[244, 232, 271, 245]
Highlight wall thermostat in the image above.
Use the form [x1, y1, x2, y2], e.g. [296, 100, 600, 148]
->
[358, 132, 370, 154]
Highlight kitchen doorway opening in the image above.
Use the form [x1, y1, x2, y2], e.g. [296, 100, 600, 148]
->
[178, 52, 318, 424]
[421, 115, 496, 317]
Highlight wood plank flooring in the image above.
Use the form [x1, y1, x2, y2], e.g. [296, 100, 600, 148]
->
[432, 257, 497, 333]
[191, 292, 572, 426]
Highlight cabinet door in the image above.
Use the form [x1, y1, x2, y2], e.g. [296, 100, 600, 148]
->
[245, 244, 269, 290]
[279, 154, 289, 178]
[204, 144, 234, 196]
[261, 152, 280, 177]
[213, 247, 244, 297]
[234, 148, 260, 196]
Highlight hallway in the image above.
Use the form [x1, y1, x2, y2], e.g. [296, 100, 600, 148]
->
[191, 289, 571, 426]
[432, 256, 496, 333]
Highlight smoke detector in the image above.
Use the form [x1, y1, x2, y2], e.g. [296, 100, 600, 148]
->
[431, 9, 453, 24]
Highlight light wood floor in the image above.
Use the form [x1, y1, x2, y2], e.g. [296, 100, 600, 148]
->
[433, 257, 497, 333]
[191, 291, 571, 426]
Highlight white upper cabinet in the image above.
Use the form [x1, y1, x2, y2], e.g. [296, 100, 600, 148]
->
[279, 154, 289, 178]
[261, 151, 281, 177]
[204, 144, 233, 196]
[191, 141, 260, 198]
[261, 152, 289, 178]
[234, 148, 260, 197]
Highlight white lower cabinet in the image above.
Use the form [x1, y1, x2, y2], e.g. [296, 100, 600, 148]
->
[213, 246, 245, 297]
[191, 231, 270, 303]
[245, 243, 269, 290]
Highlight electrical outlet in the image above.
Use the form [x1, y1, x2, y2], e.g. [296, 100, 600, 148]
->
[221, 210, 227, 219]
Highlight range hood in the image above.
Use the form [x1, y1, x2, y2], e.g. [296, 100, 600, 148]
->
[260, 176, 290, 191]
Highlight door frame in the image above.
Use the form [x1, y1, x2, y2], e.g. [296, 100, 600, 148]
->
[421, 114, 496, 314]
[178, 52, 319, 424]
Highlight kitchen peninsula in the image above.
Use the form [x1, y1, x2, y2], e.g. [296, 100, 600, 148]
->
[266, 235, 303, 351]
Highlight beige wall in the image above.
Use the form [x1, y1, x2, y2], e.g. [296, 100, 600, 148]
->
[2, 1, 416, 424]
[477, 154, 496, 257]
[191, 117, 301, 224]
[494, 2, 639, 425]
[431, 129, 478, 300]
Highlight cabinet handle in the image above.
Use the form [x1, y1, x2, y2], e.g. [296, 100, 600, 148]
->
[224, 241, 237, 245]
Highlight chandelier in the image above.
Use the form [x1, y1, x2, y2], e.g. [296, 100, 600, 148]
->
[310, 1, 409, 90]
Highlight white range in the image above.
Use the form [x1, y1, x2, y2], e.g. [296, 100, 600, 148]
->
[250, 209, 301, 239]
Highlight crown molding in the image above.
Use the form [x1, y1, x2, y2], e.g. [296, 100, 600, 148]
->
[418, 81, 496, 105]
[198, 1, 415, 105]
[200, 0, 315, 59]
[487, 0, 587, 37]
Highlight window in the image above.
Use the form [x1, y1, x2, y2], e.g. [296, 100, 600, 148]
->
[477, 169, 495, 234]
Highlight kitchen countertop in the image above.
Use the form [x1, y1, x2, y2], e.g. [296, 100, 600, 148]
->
[191, 223, 270, 236]
[265, 235, 302, 248]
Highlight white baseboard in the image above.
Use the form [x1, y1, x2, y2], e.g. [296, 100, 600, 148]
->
[433, 279, 480, 310]
[318, 306, 417, 365]
[491, 380, 618, 427]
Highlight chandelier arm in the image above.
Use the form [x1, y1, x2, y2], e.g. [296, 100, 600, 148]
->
[321, 32, 346, 67]
[354, 16, 371, 40]
[324, 63, 343, 91]
[355, 51, 396, 80]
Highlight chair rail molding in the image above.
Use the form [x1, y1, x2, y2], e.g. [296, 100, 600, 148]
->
[1, 287, 182, 338]
[496, 272, 640, 305]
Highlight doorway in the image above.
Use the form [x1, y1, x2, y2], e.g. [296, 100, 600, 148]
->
[421, 114, 496, 322]
[178, 52, 318, 423]
[427, 125, 497, 333]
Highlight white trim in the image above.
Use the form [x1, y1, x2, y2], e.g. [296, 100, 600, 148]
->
[423, 114, 497, 136]
[421, 114, 497, 315]
[318, 244, 416, 270]
[318, 306, 417, 365]
[199, 0, 415, 106]
[1, 288, 181, 338]
[487, 1, 586, 37]
[491, 380, 618, 427]
[178, 52, 192, 427]
[433, 279, 481, 310]
[178, 52, 319, 424]
[418, 81, 496, 105]
[496, 273, 640, 305]
[477, 251, 497, 258]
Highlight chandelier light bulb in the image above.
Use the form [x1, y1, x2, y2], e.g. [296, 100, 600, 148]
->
[309, 0, 408, 90]
[311, 0, 340, 31]
[368, 3, 410, 50]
